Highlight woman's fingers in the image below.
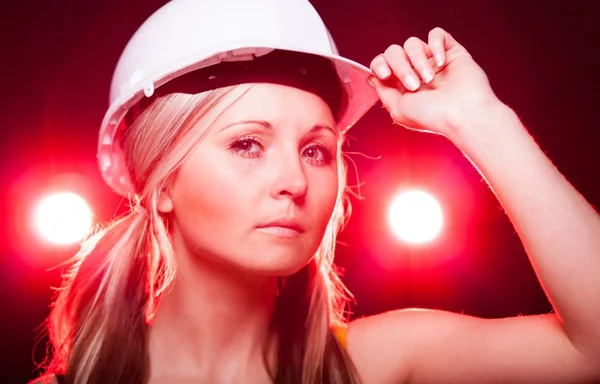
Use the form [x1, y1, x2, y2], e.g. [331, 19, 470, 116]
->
[428, 27, 468, 65]
[403, 36, 435, 83]
[369, 54, 392, 80]
[369, 27, 466, 93]
[382, 44, 421, 91]
[428, 27, 447, 67]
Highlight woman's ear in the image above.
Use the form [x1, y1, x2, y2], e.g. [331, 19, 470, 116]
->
[157, 186, 174, 214]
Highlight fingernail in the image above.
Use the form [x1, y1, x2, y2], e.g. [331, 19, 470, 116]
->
[435, 53, 444, 67]
[376, 65, 391, 79]
[422, 68, 434, 83]
[403, 75, 420, 91]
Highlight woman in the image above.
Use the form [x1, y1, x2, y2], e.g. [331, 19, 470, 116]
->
[34, 0, 600, 383]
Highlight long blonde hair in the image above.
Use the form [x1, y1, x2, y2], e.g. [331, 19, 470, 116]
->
[37, 84, 361, 384]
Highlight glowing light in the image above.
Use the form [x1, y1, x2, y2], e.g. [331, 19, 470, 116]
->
[388, 189, 443, 244]
[34, 192, 93, 245]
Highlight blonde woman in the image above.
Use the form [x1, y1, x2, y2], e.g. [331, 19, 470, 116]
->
[34, 1, 600, 383]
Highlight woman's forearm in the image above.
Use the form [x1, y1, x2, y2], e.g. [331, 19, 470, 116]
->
[449, 101, 600, 359]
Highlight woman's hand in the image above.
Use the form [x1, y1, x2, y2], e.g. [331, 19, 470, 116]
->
[368, 27, 502, 138]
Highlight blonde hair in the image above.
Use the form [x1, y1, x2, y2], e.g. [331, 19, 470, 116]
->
[37, 84, 361, 384]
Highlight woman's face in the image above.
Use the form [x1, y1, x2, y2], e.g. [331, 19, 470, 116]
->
[160, 83, 340, 276]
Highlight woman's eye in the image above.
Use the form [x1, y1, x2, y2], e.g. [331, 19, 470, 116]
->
[228, 137, 333, 165]
[303, 144, 333, 166]
[228, 136, 263, 158]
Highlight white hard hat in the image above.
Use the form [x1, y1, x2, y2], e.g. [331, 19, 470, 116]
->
[98, 0, 378, 196]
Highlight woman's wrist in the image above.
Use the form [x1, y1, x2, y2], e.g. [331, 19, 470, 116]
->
[447, 100, 525, 154]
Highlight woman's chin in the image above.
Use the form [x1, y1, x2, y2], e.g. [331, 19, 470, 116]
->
[235, 255, 314, 277]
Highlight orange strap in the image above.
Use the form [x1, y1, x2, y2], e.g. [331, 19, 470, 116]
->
[333, 326, 348, 349]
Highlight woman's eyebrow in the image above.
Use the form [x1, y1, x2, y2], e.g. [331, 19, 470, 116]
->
[309, 124, 338, 138]
[219, 120, 337, 137]
[218, 120, 272, 132]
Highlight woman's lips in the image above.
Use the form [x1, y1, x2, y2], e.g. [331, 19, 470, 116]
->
[256, 226, 301, 239]
[256, 217, 305, 239]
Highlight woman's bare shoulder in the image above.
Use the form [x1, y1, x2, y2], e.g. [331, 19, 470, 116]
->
[344, 310, 420, 384]
[344, 308, 472, 383]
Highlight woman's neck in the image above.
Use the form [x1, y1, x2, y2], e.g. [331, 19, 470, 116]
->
[148, 243, 278, 383]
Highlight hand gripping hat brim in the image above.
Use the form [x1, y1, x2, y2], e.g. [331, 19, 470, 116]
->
[98, 0, 378, 196]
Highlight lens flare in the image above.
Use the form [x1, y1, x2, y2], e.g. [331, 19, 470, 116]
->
[34, 192, 93, 245]
[388, 189, 443, 244]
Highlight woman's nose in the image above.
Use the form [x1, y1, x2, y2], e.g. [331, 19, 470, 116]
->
[269, 153, 308, 201]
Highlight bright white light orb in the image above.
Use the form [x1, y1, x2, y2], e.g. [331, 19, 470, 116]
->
[34, 192, 93, 245]
[388, 189, 443, 244]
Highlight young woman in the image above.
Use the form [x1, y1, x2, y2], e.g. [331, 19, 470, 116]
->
[34, 0, 600, 383]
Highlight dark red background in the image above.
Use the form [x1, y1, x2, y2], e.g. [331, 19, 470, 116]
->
[1, 1, 598, 382]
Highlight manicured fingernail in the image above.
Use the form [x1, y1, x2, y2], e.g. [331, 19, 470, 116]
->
[376, 65, 391, 79]
[422, 68, 434, 83]
[435, 53, 444, 67]
[403, 75, 420, 91]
